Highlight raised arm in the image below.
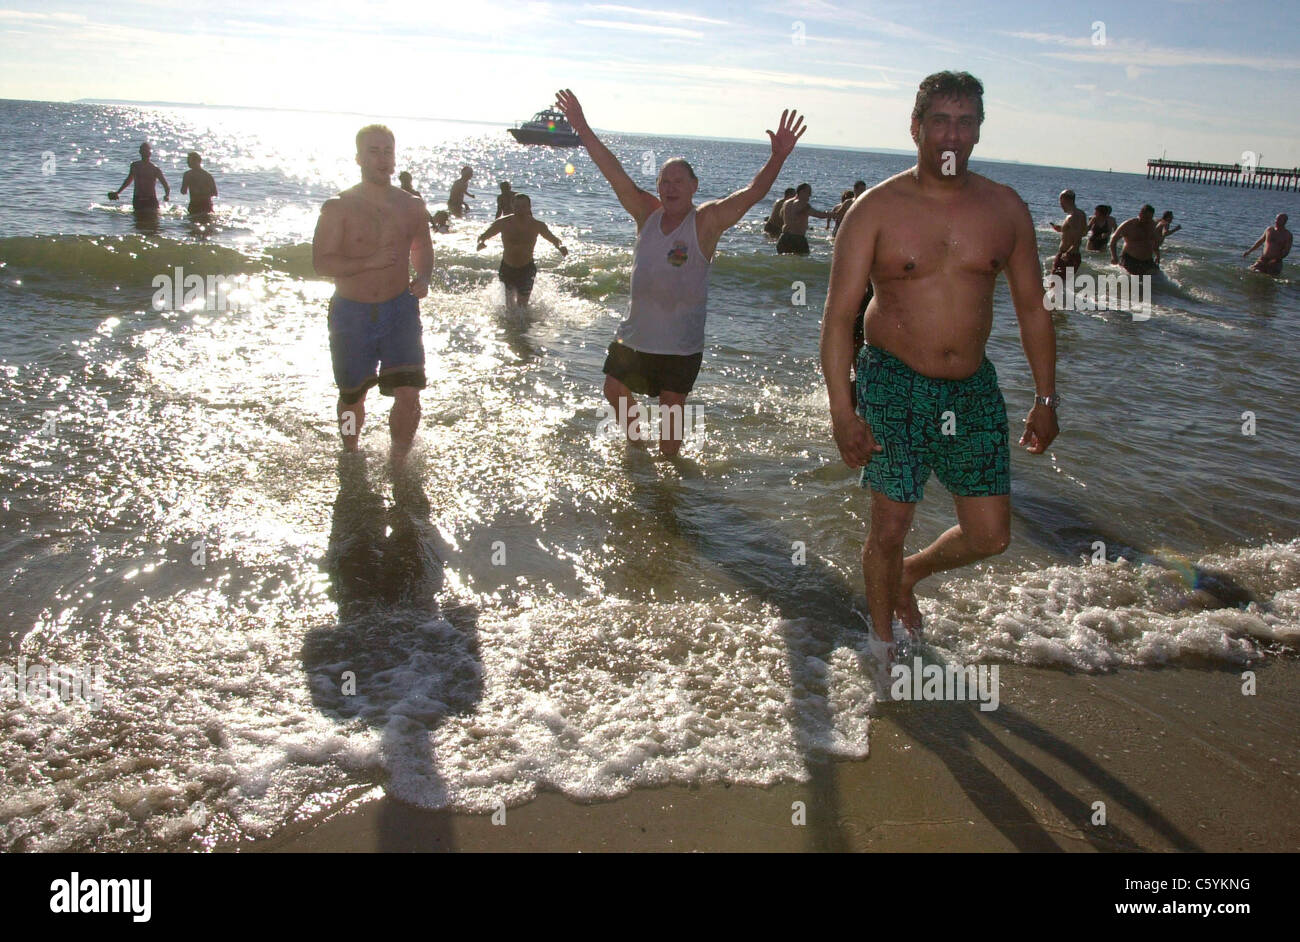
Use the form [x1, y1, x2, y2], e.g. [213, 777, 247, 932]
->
[696, 109, 806, 253]
[555, 88, 659, 227]
[312, 199, 398, 277]
[1004, 194, 1059, 455]
[820, 195, 881, 469]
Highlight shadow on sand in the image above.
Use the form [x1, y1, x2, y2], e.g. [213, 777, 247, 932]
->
[302, 455, 481, 851]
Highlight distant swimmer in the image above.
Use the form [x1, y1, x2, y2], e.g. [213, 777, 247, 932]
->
[829, 189, 855, 236]
[1110, 204, 1160, 276]
[109, 142, 170, 216]
[400, 171, 439, 228]
[1244, 213, 1292, 275]
[1085, 204, 1115, 251]
[820, 71, 1058, 683]
[555, 87, 806, 457]
[1047, 189, 1085, 279]
[180, 152, 217, 216]
[778, 182, 834, 255]
[1154, 210, 1181, 264]
[312, 124, 434, 471]
[495, 181, 515, 218]
[449, 166, 474, 217]
[853, 179, 867, 199]
[430, 210, 451, 233]
[476, 194, 568, 308]
[763, 187, 796, 237]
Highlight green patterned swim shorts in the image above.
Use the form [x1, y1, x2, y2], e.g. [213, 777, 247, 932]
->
[856, 345, 1010, 503]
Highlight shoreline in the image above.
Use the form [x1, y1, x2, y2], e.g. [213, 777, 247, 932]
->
[246, 658, 1299, 853]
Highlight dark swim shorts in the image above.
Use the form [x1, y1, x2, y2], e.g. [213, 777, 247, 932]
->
[133, 196, 160, 214]
[776, 232, 810, 255]
[1050, 248, 1081, 278]
[328, 290, 426, 405]
[1121, 252, 1158, 276]
[855, 345, 1010, 503]
[498, 260, 538, 294]
[603, 340, 703, 397]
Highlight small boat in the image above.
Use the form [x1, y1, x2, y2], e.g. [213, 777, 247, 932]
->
[508, 108, 581, 147]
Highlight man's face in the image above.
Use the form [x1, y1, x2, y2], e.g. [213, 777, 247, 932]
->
[657, 163, 698, 209]
[1139, 207, 1154, 222]
[1060, 194, 1072, 212]
[797, 186, 812, 202]
[514, 198, 533, 217]
[1277, 215, 1288, 228]
[853, 183, 866, 197]
[911, 95, 980, 174]
[356, 133, 395, 183]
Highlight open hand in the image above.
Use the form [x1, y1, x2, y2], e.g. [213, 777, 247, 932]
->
[766, 109, 807, 160]
[555, 89, 591, 135]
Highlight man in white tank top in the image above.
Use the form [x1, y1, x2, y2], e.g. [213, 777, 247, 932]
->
[555, 88, 807, 457]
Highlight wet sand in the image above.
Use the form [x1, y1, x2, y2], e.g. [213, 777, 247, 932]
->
[247, 658, 1300, 852]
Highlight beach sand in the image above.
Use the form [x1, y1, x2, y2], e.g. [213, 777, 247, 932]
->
[246, 657, 1299, 853]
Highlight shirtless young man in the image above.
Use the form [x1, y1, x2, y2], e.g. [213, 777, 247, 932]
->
[312, 125, 434, 470]
[1244, 214, 1291, 275]
[1048, 189, 1086, 279]
[778, 182, 834, 255]
[1110, 204, 1160, 276]
[110, 142, 170, 216]
[448, 166, 474, 217]
[476, 194, 568, 308]
[820, 71, 1059, 678]
[1154, 210, 1182, 264]
[555, 87, 806, 457]
[180, 152, 217, 216]
[764, 187, 797, 237]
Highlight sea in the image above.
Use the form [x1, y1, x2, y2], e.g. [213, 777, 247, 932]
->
[1, 99, 1297, 850]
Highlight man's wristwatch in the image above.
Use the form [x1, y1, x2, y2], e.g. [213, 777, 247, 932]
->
[1035, 394, 1060, 410]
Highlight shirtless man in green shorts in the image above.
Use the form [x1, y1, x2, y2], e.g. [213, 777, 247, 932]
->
[476, 194, 568, 308]
[820, 71, 1059, 680]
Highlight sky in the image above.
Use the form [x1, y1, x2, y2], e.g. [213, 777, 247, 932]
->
[1, 0, 1297, 172]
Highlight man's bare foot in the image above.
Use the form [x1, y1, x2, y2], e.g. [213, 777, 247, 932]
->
[894, 579, 923, 636]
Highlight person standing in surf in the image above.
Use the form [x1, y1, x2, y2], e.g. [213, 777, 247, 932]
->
[1244, 214, 1291, 275]
[110, 142, 170, 217]
[554, 88, 807, 457]
[820, 71, 1059, 682]
[312, 124, 434, 471]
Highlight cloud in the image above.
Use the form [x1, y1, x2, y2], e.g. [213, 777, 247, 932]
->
[1001, 30, 1300, 72]
[573, 18, 704, 40]
[585, 4, 728, 26]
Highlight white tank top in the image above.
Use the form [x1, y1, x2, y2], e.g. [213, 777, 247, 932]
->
[616, 207, 711, 356]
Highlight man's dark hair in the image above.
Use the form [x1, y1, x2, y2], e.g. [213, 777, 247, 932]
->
[660, 157, 697, 181]
[1062, 189, 1076, 203]
[513, 193, 530, 204]
[1161, 210, 1174, 220]
[356, 124, 394, 152]
[912, 71, 985, 124]
[1141, 204, 1155, 216]
[854, 179, 866, 189]
[784, 187, 796, 197]
[796, 182, 812, 195]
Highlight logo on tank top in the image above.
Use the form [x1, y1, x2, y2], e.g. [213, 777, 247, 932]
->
[667, 241, 689, 267]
